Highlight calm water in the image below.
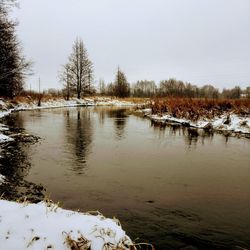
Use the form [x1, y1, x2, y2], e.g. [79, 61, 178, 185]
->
[4, 107, 250, 249]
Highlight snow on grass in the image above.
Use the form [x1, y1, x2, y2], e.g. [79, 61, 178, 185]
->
[0, 200, 134, 250]
[0, 115, 13, 143]
[0, 133, 13, 143]
[14, 98, 94, 111]
[0, 124, 9, 131]
[14, 98, 136, 111]
[140, 109, 250, 135]
[0, 110, 12, 119]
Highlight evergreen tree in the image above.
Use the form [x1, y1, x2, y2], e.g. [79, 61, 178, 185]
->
[113, 67, 130, 97]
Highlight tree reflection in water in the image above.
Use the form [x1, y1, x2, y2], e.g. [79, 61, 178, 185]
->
[64, 108, 93, 174]
[106, 108, 128, 140]
[150, 119, 215, 147]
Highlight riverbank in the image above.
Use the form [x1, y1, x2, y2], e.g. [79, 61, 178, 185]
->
[1, 96, 250, 143]
[0, 199, 135, 250]
[136, 98, 250, 137]
[138, 108, 250, 137]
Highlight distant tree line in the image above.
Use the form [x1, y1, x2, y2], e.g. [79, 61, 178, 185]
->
[98, 76, 250, 99]
[0, 0, 31, 98]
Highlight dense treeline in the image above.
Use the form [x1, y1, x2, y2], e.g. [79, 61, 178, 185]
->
[98, 76, 250, 99]
[0, 0, 31, 98]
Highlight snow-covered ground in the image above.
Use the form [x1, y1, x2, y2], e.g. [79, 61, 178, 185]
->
[139, 108, 250, 135]
[13, 97, 136, 111]
[0, 200, 134, 250]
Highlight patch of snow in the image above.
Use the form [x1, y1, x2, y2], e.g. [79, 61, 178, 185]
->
[0, 133, 13, 143]
[141, 109, 250, 135]
[0, 174, 5, 185]
[0, 124, 9, 132]
[211, 114, 250, 134]
[0, 200, 134, 250]
[0, 110, 12, 119]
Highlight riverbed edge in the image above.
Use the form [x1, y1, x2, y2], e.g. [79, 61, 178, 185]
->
[135, 108, 250, 138]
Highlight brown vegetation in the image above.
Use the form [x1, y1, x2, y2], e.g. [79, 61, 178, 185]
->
[150, 98, 250, 121]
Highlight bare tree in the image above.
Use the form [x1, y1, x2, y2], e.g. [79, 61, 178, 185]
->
[61, 38, 94, 99]
[131, 80, 157, 97]
[98, 78, 106, 95]
[59, 63, 74, 100]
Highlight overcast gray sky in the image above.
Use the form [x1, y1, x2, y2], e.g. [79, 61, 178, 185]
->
[11, 0, 250, 91]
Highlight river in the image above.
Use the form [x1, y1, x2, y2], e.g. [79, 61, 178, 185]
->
[1, 106, 250, 249]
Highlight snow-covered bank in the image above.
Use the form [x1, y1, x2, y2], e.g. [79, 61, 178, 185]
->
[0, 133, 13, 143]
[0, 199, 134, 250]
[139, 108, 250, 135]
[13, 97, 137, 111]
[0, 122, 13, 144]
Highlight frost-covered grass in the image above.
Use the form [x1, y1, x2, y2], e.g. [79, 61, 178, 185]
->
[0, 199, 135, 250]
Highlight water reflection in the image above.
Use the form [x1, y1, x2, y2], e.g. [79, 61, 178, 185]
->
[107, 109, 128, 140]
[64, 109, 93, 174]
[94, 107, 128, 140]
[150, 119, 216, 147]
[97, 108, 105, 126]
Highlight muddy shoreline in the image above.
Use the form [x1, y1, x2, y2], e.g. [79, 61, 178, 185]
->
[0, 114, 46, 202]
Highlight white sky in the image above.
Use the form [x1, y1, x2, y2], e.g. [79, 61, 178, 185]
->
[10, 0, 250, 91]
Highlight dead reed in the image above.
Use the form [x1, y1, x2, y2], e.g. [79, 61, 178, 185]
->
[150, 98, 250, 121]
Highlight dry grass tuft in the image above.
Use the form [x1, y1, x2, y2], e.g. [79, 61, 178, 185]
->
[64, 232, 91, 250]
[12, 94, 59, 105]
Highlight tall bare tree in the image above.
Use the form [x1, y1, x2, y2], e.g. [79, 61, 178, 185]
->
[60, 38, 94, 99]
